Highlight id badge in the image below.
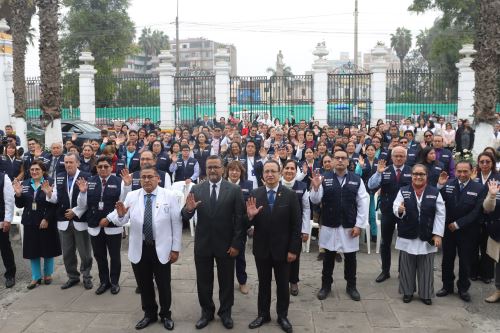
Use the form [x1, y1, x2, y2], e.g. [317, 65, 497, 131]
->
[32, 202, 37, 211]
[251, 169, 255, 176]
[98, 201, 104, 211]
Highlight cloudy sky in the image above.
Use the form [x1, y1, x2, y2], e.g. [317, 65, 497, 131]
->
[24, 0, 441, 76]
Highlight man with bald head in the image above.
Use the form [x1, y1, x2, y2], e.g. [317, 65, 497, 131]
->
[43, 142, 66, 179]
[368, 146, 412, 283]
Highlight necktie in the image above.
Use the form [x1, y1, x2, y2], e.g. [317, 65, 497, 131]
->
[143, 194, 153, 243]
[268, 190, 275, 210]
[101, 178, 107, 187]
[67, 176, 74, 193]
[396, 169, 401, 183]
[210, 184, 217, 209]
[50, 157, 57, 177]
[459, 182, 465, 192]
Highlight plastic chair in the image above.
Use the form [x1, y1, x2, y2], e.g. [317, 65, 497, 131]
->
[171, 181, 196, 237]
[303, 220, 318, 253]
[11, 207, 24, 246]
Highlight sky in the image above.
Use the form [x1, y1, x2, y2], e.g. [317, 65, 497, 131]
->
[24, 0, 441, 77]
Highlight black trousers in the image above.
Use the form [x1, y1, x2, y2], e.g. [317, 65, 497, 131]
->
[322, 250, 356, 289]
[90, 229, 121, 285]
[470, 223, 495, 280]
[194, 254, 234, 318]
[132, 242, 172, 319]
[0, 230, 16, 279]
[442, 227, 474, 292]
[255, 256, 290, 318]
[235, 245, 247, 285]
[289, 251, 301, 284]
[380, 211, 398, 274]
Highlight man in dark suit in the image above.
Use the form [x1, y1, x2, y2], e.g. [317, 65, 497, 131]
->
[246, 160, 301, 333]
[182, 155, 245, 330]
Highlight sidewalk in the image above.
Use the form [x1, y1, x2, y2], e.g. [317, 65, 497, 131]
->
[0, 232, 498, 333]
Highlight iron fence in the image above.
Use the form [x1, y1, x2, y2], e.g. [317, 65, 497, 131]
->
[25, 74, 80, 124]
[327, 68, 372, 127]
[174, 75, 215, 127]
[94, 74, 160, 127]
[386, 69, 458, 118]
[229, 75, 313, 123]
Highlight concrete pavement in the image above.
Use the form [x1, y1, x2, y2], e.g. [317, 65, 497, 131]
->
[0, 231, 498, 333]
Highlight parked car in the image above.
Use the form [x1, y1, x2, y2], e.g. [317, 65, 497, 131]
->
[27, 120, 102, 147]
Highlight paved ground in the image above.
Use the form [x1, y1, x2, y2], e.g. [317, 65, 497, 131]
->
[0, 229, 499, 333]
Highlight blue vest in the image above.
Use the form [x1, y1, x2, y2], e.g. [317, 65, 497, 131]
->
[321, 172, 361, 228]
[379, 165, 412, 213]
[0, 156, 23, 180]
[361, 158, 379, 194]
[174, 157, 197, 182]
[436, 148, 453, 174]
[398, 185, 439, 242]
[156, 152, 170, 172]
[423, 161, 444, 187]
[440, 179, 484, 226]
[239, 180, 254, 201]
[54, 171, 91, 222]
[86, 175, 121, 228]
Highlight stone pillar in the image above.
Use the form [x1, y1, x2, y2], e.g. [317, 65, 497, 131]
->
[75, 52, 97, 124]
[0, 19, 14, 127]
[214, 47, 230, 121]
[369, 44, 389, 126]
[312, 42, 329, 126]
[456, 44, 476, 122]
[158, 50, 176, 129]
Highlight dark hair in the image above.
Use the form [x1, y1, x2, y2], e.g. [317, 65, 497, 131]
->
[96, 156, 112, 166]
[403, 130, 414, 137]
[417, 146, 435, 164]
[224, 160, 247, 182]
[30, 159, 48, 178]
[180, 144, 190, 151]
[456, 160, 473, 170]
[128, 129, 137, 135]
[140, 165, 159, 176]
[283, 159, 298, 171]
[206, 155, 223, 165]
[476, 151, 497, 174]
[333, 148, 347, 157]
[264, 159, 281, 172]
[321, 153, 332, 164]
[412, 163, 429, 175]
[140, 149, 157, 160]
[149, 140, 164, 152]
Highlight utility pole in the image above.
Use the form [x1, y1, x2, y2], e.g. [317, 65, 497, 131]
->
[354, 0, 358, 66]
[176, 0, 180, 75]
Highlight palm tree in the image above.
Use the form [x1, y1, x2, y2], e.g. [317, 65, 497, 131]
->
[390, 27, 412, 72]
[138, 28, 169, 72]
[266, 66, 293, 77]
[37, 0, 62, 145]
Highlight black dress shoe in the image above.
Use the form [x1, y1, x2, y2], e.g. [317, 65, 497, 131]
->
[27, 279, 42, 290]
[459, 291, 471, 302]
[5, 277, 15, 288]
[421, 298, 432, 305]
[248, 316, 271, 329]
[481, 277, 491, 284]
[95, 283, 111, 295]
[346, 287, 361, 301]
[61, 279, 80, 290]
[135, 286, 141, 294]
[317, 287, 331, 300]
[221, 316, 233, 329]
[195, 316, 214, 329]
[135, 316, 157, 330]
[470, 276, 478, 281]
[83, 279, 93, 290]
[403, 295, 413, 303]
[317, 252, 325, 261]
[161, 317, 174, 330]
[290, 283, 299, 296]
[110, 284, 120, 294]
[436, 288, 453, 297]
[375, 272, 390, 283]
[277, 317, 293, 333]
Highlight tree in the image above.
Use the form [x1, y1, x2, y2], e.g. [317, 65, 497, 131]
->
[416, 29, 432, 72]
[266, 66, 293, 76]
[138, 27, 169, 71]
[60, 0, 135, 75]
[409, 0, 477, 32]
[10, 0, 36, 119]
[390, 27, 412, 71]
[37, 0, 62, 146]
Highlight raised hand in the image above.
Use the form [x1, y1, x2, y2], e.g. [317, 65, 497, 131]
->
[398, 201, 405, 215]
[377, 159, 387, 174]
[33, 146, 43, 158]
[471, 168, 477, 181]
[41, 180, 53, 198]
[71, 132, 78, 141]
[12, 179, 22, 196]
[115, 201, 129, 217]
[120, 168, 132, 186]
[438, 171, 449, 186]
[309, 169, 323, 191]
[246, 196, 263, 220]
[487, 179, 500, 196]
[76, 177, 88, 193]
[170, 154, 178, 163]
[358, 155, 365, 168]
[259, 147, 268, 159]
[185, 193, 201, 213]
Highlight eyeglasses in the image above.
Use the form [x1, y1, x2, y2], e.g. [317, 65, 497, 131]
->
[412, 172, 427, 177]
[333, 156, 347, 161]
[140, 175, 157, 180]
[424, 134, 433, 137]
[97, 165, 110, 169]
[206, 166, 222, 170]
[263, 170, 279, 174]
[399, 141, 408, 144]
[479, 160, 492, 164]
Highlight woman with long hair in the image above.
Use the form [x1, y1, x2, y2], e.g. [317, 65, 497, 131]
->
[355, 144, 378, 239]
[1, 143, 24, 181]
[417, 146, 445, 187]
[13, 160, 61, 289]
[442, 122, 456, 149]
[455, 119, 475, 153]
[80, 144, 97, 175]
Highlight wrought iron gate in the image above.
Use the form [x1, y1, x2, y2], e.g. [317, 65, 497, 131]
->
[174, 75, 215, 127]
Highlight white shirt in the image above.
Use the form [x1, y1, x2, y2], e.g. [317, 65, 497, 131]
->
[310, 173, 369, 253]
[246, 156, 258, 189]
[46, 169, 88, 231]
[0, 175, 14, 226]
[281, 179, 311, 235]
[393, 190, 446, 255]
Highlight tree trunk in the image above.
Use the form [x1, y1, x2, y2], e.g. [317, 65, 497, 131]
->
[37, 0, 62, 146]
[11, 1, 36, 150]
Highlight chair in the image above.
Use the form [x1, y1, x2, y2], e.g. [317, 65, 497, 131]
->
[171, 181, 196, 237]
[361, 219, 371, 254]
[303, 220, 318, 253]
[374, 192, 382, 254]
[11, 207, 24, 246]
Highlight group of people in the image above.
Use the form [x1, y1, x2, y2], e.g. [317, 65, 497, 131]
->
[0, 111, 498, 332]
